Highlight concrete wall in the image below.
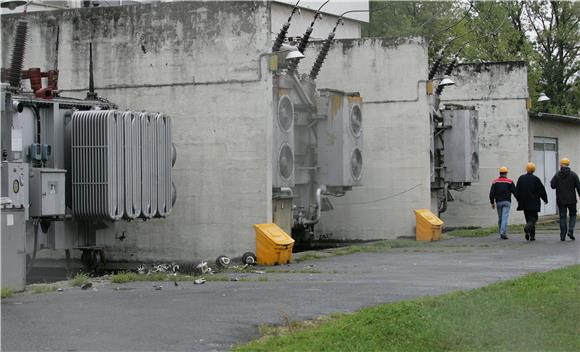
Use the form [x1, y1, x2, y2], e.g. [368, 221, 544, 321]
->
[301, 37, 432, 240]
[271, 2, 361, 40]
[530, 117, 580, 178]
[2, 1, 274, 262]
[440, 62, 529, 227]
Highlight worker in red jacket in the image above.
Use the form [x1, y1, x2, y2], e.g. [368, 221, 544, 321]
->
[489, 166, 518, 239]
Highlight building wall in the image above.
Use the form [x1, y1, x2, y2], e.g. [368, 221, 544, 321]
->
[530, 117, 580, 179]
[301, 37, 432, 240]
[1, 1, 274, 262]
[440, 62, 529, 228]
[271, 2, 361, 40]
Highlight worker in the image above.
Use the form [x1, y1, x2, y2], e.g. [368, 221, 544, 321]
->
[516, 162, 548, 241]
[489, 166, 518, 239]
[550, 158, 580, 241]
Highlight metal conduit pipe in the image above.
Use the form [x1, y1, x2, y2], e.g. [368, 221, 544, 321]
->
[280, 187, 293, 198]
[302, 187, 323, 226]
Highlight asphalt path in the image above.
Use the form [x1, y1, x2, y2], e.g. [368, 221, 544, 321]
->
[2, 230, 578, 352]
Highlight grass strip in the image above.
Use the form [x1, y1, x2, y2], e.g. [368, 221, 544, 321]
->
[236, 265, 580, 352]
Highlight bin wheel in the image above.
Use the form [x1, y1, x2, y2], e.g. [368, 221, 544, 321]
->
[216, 255, 231, 269]
[242, 252, 257, 265]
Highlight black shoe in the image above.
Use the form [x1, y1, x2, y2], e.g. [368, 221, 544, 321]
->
[568, 232, 575, 240]
[560, 235, 566, 241]
[530, 235, 535, 241]
[524, 227, 529, 241]
[500, 235, 508, 240]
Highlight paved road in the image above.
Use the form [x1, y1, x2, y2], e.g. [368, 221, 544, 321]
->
[2, 231, 578, 352]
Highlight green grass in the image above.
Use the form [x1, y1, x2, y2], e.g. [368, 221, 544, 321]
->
[1, 288, 14, 298]
[70, 272, 91, 287]
[30, 284, 58, 294]
[446, 224, 524, 238]
[109, 271, 269, 283]
[236, 265, 580, 352]
[293, 239, 438, 263]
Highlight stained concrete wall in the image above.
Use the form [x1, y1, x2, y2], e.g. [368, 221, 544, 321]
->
[300, 37, 432, 240]
[440, 62, 529, 227]
[1, 1, 274, 261]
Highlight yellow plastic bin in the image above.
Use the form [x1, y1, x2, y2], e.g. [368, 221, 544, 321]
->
[413, 209, 444, 241]
[253, 223, 295, 265]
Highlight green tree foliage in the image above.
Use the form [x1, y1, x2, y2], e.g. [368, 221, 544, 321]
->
[365, 1, 580, 115]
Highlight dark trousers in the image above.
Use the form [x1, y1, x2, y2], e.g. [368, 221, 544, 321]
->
[523, 210, 538, 237]
[558, 203, 577, 237]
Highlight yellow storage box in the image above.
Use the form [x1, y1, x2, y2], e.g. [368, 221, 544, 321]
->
[253, 223, 295, 265]
[414, 209, 444, 241]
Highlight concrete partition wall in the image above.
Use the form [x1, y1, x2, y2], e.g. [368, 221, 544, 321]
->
[1, 2, 274, 261]
[301, 37, 431, 240]
[440, 62, 529, 227]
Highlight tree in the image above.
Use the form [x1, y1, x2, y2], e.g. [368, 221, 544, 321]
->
[523, 1, 580, 115]
[365, 0, 580, 116]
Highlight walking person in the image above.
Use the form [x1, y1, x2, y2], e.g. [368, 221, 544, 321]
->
[550, 158, 580, 241]
[516, 163, 548, 241]
[490, 166, 518, 239]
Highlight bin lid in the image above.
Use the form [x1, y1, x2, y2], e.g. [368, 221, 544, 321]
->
[253, 223, 295, 246]
[413, 209, 444, 226]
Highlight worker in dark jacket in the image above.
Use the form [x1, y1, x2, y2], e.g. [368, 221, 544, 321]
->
[550, 158, 580, 241]
[516, 162, 548, 241]
[490, 166, 518, 239]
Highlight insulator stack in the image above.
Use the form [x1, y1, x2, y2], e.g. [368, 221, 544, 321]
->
[428, 57, 443, 80]
[287, 26, 314, 74]
[272, 22, 290, 52]
[309, 32, 334, 80]
[9, 20, 28, 89]
[436, 56, 458, 96]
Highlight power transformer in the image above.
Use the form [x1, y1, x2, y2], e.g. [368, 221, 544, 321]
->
[272, 76, 296, 188]
[442, 106, 479, 184]
[316, 89, 363, 187]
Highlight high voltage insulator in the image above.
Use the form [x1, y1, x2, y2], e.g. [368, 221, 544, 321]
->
[9, 20, 28, 89]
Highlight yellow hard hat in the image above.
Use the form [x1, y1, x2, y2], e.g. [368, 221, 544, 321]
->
[499, 166, 508, 173]
[526, 162, 536, 172]
[560, 158, 570, 166]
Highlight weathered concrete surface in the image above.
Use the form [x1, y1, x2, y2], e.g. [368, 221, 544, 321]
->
[441, 62, 529, 227]
[4, 231, 576, 352]
[1, 2, 274, 261]
[300, 37, 431, 240]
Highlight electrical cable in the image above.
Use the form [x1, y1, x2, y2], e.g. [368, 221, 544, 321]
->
[335, 183, 423, 206]
[430, 2, 474, 40]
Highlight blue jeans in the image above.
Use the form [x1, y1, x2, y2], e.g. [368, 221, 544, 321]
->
[558, 203, 577, 236]
[496, 201, 511, 236]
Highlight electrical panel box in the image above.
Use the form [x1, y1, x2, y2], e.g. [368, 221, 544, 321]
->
[29, 168, 66, 217]
[1, 162, 29, 208]
[1, 208, 26, 291]
[317, 89, 363, 187]
[443, 107, 479, 184]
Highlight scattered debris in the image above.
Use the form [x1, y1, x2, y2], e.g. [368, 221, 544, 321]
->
[230, 277, 240, 282]
[80, 283, 93, 290]
[215, 256, 231, 269]
[154, 285, 163, 290]
[193, 278, 206, 285]
[254, 270, 266, 275]
[57, 288, 64, 292]
[137, 265, 147, 275]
